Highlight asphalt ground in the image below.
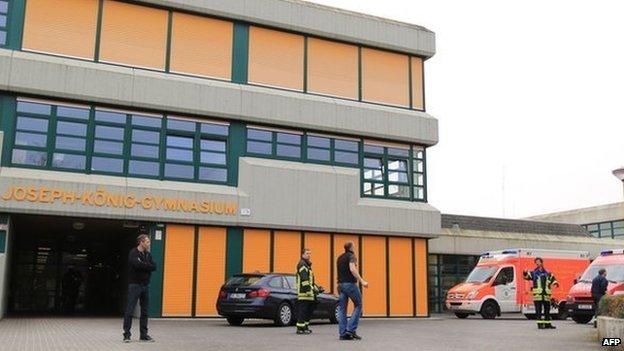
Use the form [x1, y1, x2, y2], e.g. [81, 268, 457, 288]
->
[0, 313, 604, 351]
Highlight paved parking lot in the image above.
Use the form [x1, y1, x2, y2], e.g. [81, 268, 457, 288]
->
[0, 314, 603, 351]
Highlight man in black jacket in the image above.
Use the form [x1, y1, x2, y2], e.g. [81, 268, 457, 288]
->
[591, 268, 609, 328]
[123, 234, 156, 343]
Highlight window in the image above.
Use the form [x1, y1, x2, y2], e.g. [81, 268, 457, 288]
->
[306, 37, 358, 99]
[129, 113, 162, 177]
[413, 146, 426, 200]
[284, 276, 296, 290]
[0, 0, 8, 46]
[584, 220, 624, 239]
[93, 109, 127, 174]
[268, 277, 284, 289]
[248, 26, 304, 91]
[361, 48, 410, 107]
[22, 0, 98, 59]
[11, 100, 52, 166]
[246, 127, 302, 160]
[494, 267, 514, 285]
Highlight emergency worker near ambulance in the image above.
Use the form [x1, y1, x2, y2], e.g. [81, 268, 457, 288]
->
[523, 257, 559, 329]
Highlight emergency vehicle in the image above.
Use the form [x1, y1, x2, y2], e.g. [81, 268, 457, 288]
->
[446, 249, 590, 319]
[567, 249, 624, 324]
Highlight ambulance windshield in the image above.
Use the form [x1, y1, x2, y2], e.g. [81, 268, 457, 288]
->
[465, 266, 498, 283]
[580, 265, 624, 283]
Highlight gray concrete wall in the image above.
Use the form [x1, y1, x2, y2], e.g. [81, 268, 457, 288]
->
[0, 158, 440, 238]
[429, 228, 624, 258]
[527, 202, 624, 225]
[137, 0, 435, 58]
[0, 49, 438, 146]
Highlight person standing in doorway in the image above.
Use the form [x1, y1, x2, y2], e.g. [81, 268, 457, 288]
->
[523, 257, 559, 329]
[123, 234, 156, 343]
[336, 241, 368, 341]
[295, 248, 321, 334]
[591, 268, 609, 328]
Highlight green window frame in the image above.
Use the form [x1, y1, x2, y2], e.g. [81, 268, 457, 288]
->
[362, 142, 413, 200]
[0, 0, 8, 46]
[584, 220, 624, 239]
[8, 97, 230, 185]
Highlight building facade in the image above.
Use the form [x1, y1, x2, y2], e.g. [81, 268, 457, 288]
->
[0, 0, 439, 319]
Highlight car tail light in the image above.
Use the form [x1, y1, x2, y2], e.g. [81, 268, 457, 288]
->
[247, 288, 270, 298]
[218, 289, 227, 300]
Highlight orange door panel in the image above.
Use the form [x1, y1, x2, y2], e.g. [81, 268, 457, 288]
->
[243, 229, 270, 273]
[195, 227, 226, 317]
[388, 237, 414, 316]
[162, 224, 195, 317]
[303, 232, 331, 291]
[333, 234, 359, 293]
[362, 236, 387, 316]
[414, 239, 428, 316]
[273, 231, 301, 274]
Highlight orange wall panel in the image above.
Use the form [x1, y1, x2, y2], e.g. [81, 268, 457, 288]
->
[415, 239, 428, 316]
[306, 38, 358, 99]
[23, 0, 98, 59]
[411, 57, 425, 110]
[243, 229, 271, 273]
[273, 231, 301, 274]
[162, 224, 195, 317]
[388, 237, 414, 316]
[100, 0, 168, 70]
[248, 26, 304, 91]
[333, 234, 359, 294]
[170, 13, 233, 79]
[303, 232, 331, 291]
[361, 48, 410, 107]
[195, 227, 226, 317]
[362, 236, 387, 316]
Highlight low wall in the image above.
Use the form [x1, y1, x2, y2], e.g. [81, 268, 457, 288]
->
[598, 316, 624, 350]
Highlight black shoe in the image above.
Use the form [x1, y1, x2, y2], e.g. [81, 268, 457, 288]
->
[123, 336, 131, 343]
[339, 333, 353, 340]
[296, 329, 306, 335]
[139, 335, 155, 342]
[544, 324, 556, 329]
[349, 332, 362, 340]
[538, 324, 545, 329]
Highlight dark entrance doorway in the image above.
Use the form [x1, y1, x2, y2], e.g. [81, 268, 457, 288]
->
[8, 214, 149, 316]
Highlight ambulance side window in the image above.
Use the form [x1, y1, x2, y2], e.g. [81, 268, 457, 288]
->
[494, 267, 514, 285]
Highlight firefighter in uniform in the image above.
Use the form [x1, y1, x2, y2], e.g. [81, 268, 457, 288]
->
[296, 248, 322, 334]
[523, 257, 559, 329]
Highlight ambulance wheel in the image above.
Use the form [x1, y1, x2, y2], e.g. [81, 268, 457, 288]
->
[454, 313, 469, 319]
[524, 314, 536, 320]
[572, 315, 593, 324]
[480, 300, 499, 319]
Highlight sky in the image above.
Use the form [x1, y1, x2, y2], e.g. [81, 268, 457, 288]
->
[310, 0, 624, 218]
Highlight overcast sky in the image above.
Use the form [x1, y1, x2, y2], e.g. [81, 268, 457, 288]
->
[311, 0, 624, 218]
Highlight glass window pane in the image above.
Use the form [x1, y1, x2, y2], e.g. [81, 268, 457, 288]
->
[363, 182, 384, 196]
[414, 160, 424, 172]
[129, 160, 159, 176]
[414, 148, 424, 159]
[388, 159, 408, 171]
[15, 132, 47, 147]
[12, 149, 48, 166]
[201, 152, 226, 165]
[201, 123, 229, 136]
[52, 153, 86, 170]
[0, 2, 8, 13]
[389, 171, 409, 183]
[131, 144, 159, 158]
[364, 169, 383, 181]
[165, 163, 194, 179]
[388, 184, 410, 198]
[57, 106, 90, 120]
[0, 31, 5, 45]
[132, 115, 162, 128]
[57, 121, 87, 137]
[0, 15, 5, 27]
[55, 136, 86, 151]
[17, 101, 52, 115]
[94, 140, 123, 155]
[334, 151, 358, 165]
[613, 228, 624, 236]
[613, 221, 624, 229]
[201, 139, 226, 152]
[247, 129, 272, 141]
[364, 157, 382, 169]
[199, 167, 227, 182]
[335, 139, 358, 151]
[276, 144, 300, 158]
[388, 147, 409, 157]
[91, 157, 123, 173]
[276, 132, 301, 145]
[600, 229, 612, 238]
[600, 223, 613, 230]
[166, 148, 193, 162]
[17, 117, 48, 132]
[247, 140, 271, 154]
[167, 118, 196, 132]
[132, 129, 160, 144]
[307, 148, 330, 161]
[166, 135, 193, 148]
[414, 187, 425, 199]
[363, 144, 383, 154]
[586, 224, 598, 231]
[95, 110, 127, 124]
[307, 136, 330, 148]
[95, 125, 125, 140]
[414, 173, 424, 186]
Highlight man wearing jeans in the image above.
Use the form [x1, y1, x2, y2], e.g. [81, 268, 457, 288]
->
[123, 234, 156, 343]
[336, 241, 368, 341]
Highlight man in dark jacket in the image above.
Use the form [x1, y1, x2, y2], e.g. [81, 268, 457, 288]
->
[523, 257, 558, 329]
[123, 234, 156, 343]
[591, 268, 609, 328]
[295, 248, 321, 334]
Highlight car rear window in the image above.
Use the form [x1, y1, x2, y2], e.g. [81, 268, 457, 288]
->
[225, 275, 264, 287]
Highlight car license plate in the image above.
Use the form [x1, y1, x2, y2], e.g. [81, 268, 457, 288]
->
[578, 304, 593, 310]
[229, 293, 246, 299]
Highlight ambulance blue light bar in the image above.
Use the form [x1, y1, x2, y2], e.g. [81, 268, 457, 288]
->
[601, 249, 624, 256]
[501, 250, 518, 254]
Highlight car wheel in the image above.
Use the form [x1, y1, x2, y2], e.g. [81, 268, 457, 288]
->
[556, 302, 569, 320]
[329, 304, 339, 324]
[226, 317, 244, 326]
[454, 312, 469, 319]
[572, 314, 593, 324]
[275, 302, 293, 327]
[480, 300, 498, 319]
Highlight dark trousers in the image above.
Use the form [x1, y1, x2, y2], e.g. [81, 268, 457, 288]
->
[123, 284, 150, 338]
[593, 294, 603, 319]
[296, 300, 316, 330]
[534, 300, 552, 326]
